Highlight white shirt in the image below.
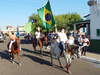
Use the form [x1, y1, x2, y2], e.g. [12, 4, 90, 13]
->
[56, 37, 60, 43]
[83, 38, 89, 46]
[68, 36, 74, 45]
[78, 36, 83, 45]
[35, 32, 40, 38]
[56, 32, 68, 43]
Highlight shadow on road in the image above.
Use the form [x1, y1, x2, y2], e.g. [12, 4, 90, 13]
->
[20, 40, 32, 44]
[22, 48, 33, 53]
[0, 50, 10, 60]
[23, 54, 67, 73]
[22, 48, 51, 57]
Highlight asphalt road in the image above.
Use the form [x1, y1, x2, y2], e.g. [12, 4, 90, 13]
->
[0, 36, 100, 75]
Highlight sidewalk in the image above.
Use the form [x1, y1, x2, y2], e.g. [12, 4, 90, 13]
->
[81, 52, 100, 64]
[46, 47, 100, 64]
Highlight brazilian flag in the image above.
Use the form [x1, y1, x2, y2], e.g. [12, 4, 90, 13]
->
[16, 27, 20, 38]
[37, 0, 55, 30]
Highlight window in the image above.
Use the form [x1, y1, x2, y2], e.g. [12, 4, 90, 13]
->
[97, 29, 100, 36]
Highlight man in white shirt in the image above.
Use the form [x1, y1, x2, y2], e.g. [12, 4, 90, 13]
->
[55, 24, 68, 56]
[78, 35, 83, 46]
[35, 27, 41, 44]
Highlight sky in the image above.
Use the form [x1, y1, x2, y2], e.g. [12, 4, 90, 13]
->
[0, 0, 90, 30]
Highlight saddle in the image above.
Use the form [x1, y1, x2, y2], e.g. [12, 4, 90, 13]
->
[59, 43, 74, 55]
[58, 43, 62, 50]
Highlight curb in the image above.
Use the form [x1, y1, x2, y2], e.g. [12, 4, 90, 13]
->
[81, 56, 100, 64]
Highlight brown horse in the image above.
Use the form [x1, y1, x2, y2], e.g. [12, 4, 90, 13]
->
[32, 35, 48, 57]
[7, 38, 21, 65]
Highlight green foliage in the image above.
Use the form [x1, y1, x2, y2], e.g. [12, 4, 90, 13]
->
[29, 12, 81, 34]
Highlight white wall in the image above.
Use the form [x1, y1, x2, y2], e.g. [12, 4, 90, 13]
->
[8, 28, 13, 31]
[18, 27, 24, 30]
[90, 5, 100, 39]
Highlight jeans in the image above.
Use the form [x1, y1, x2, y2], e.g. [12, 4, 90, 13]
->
[60, 41, 65, 56]
[82, 46, 87, 55]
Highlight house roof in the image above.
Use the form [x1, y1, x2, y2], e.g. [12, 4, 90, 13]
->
[73, 20, 90, 24]
[6, 26, 13, 28]
[18, 26, 24, 27]
[84, 14, 90, 18]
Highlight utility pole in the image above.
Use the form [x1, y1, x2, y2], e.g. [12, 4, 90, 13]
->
[0, 27, 1, 33]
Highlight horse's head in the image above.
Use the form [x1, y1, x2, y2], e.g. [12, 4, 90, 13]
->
[15, 38, 20, 45]
[34, 34, 36, 38]
[74, 46, 82, 58]
[68, 44, 82, 58]
[42, 36, 48, 44]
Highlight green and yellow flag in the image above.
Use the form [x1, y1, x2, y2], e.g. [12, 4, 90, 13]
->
[24, 21, 35, 33]
[37, 0, 55, 30]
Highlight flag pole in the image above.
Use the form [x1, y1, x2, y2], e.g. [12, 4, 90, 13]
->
[97, 0, 99, 16]
[17, 23, 22, 51]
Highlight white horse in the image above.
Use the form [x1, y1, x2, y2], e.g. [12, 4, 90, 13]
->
[50, 43, 82, 74]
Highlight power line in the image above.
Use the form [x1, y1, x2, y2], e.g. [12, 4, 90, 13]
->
[2, 0, 84, 11]
[0, 3, 28, 15]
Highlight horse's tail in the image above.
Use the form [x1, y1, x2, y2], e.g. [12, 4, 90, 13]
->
[7, 42, 10, 50]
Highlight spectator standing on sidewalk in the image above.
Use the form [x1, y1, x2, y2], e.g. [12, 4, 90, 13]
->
[78, 35, 83, 46]
[27, 33, 30, 41]
[82, 35, 90, 56]
[68, 33, 74, 45]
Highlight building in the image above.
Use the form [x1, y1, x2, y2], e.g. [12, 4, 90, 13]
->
[6, 26, 13, 31]
[89, 0, 100, 39]
[73, 0, 100, 53]
[18, 26, 24, 31]
[2, 26, 25, 35]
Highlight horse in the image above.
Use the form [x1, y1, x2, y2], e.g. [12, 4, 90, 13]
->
[7, 38, 21, 65]
[50, 43, 82, 74]
[32, 35, 48, 57]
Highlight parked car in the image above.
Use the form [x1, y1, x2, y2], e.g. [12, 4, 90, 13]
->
[0, 34, 4, 42]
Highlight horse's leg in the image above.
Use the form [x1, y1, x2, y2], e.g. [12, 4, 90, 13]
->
[69, 58, 72, 67]
[10, 52, 12, 59]
[58, 57, 64, 68]
[32, 39, 37, 52]
[67, 58, 71, 74]
[63, 51, 71, 74]
[12, 53, 15, 64]
[65, 57, 71, 74]
[39, 42, 43, 57]
[17, 52, 21, 66]
[33, 46, 36, 52]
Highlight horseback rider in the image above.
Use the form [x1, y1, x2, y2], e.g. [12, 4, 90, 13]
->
[8, 31, 18, 52]
[35, 27, 41, 44]
[55, 24, 68, 56]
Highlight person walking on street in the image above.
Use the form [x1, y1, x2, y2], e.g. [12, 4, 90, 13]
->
[82, 35, 90, 56]
[27, 33, 30, 41]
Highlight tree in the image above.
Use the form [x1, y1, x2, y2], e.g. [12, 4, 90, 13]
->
[28, 12, 81, 34]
